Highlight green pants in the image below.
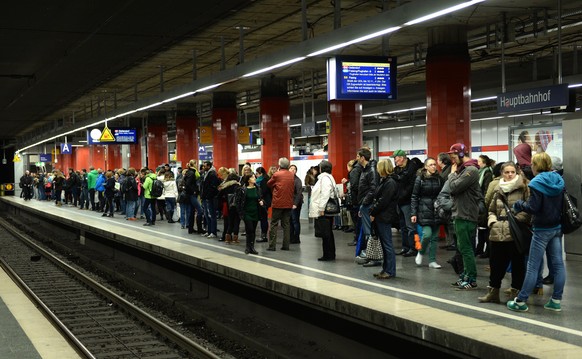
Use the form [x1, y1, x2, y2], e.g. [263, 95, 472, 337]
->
[419, 224, 439, 263]
[454, 218, 477, 281]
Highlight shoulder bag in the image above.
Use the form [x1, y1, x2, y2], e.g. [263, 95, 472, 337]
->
[562, 189, 582, 234]
[365, 236, 383, 261]
[324, 177, 340, 216]
[500, 195, 532, 255]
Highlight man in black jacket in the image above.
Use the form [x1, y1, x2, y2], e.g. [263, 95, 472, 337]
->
[289, 164, 304, 244]
[200, 161, 221, 238]
[342, 159, 362, 246]
[20, 170, 34, 200]
[391, 149, 419, 257]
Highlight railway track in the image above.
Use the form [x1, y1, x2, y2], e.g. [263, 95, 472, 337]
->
[0, 217, 222, 359]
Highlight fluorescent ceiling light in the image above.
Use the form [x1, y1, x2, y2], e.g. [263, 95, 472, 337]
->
[307, 27, 401, 57]
[363, 129, 377, 133]
[471, 116, 503, 122]
[508, 112, 539, 118]
[289, 124, 302, 127]
[163, 92, 196, 103]
[568, 83, 582, 88]
[167, 139, 177, 143]
[243, 57, 305, 78]
[471, 96, 497, 102]
[363, 113, 383, 118]
[196, 83, 223, 93]
[404, 0, 486, 26]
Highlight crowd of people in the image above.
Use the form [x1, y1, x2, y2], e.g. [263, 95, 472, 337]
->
[18, 142, 568, 313]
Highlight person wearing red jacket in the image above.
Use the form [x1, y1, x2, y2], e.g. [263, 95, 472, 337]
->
[267, 157, 295, 251]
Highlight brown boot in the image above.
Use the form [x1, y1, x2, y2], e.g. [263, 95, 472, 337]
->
[505, 287, 519, 298]
[225, 233, 232, 244]
[478, 286, 500, 303]
[233, 235, 239, 244]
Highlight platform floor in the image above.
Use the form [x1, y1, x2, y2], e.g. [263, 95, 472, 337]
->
[0, 266, 81, 359]
[3, 196, 582, 358]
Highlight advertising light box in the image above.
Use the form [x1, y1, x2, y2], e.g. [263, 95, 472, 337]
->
[327, 55, 397, 101]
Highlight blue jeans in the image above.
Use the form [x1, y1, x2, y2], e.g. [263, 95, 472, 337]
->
[126, 200, 137, 219]
[188, 195, 203, 231]
[398, 204, 415, 251]
[143, 198, 155, 224]
[376, 220, 396, 276]
[518, 228, 565, 302]
[203, 198, 217, 235]
[80, 187, 89, 209]
[359, 203, 372, 237]
[290, 206, 301, 241]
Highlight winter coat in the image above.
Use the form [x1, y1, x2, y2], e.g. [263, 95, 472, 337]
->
[53, 175, 65, 191]
[257, 176, 272, 208]
[95, 174, 106, 192]
[369, 176, 399, 224]
[293, 175, 303, 208]
[142, 173, 158, 199]
[268, 168, 295, 209]
[348, 162, 362, 207]
[200, 168, 220, 200]
[124, 175, 138, 202]
[86, 169, 99, 190]
[309, 172, 337, 218]
[235, 185, 263, 220]
[488, 176, 531, 242]
[104, 177, 116, 198]
[163, 179, 178, 198]
[218, 176, 241, 214]
[392, 158, 419, 205]
[448, 159, 482, 223]
[183, 167, 200, 195]
[357, 159, 378, 206]
[514, 171, 564, 230]
[410, 169, 444, 226]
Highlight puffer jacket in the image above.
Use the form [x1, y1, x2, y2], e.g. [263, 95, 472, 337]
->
[410, 169, 444, 226]
[488, 176, 531, 242]
[392, 158, 419, 205]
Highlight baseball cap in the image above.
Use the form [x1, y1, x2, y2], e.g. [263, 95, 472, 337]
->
[447, 143, 466, 155]
[391, 149, 407, 158]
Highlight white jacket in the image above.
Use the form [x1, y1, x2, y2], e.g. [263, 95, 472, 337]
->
[163, 179, 178, 198]
[308, 172, 337, 218]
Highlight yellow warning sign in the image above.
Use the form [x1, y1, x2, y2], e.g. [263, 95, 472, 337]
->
[99, 125, 116, 142]
[13, 153, 21, 162]
[5, 183, 13, 191]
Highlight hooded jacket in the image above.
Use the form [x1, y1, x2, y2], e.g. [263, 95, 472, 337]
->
[87, 169, 99, 190]
[142, 173, 158, 199]
[411, 169, 444, 226]
[514, 171, 564, 230]
[448, 159, 482, 223]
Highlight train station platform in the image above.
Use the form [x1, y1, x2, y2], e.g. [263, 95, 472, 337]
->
[2, 196, 582, 358]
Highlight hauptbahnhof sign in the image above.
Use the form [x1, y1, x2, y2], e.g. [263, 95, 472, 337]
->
[497, 84, 569, 114]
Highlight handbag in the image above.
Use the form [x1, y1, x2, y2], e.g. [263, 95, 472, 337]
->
[366, 236, 383, 261]
[178, 191, 188, 204]
[501, 201, 532, 255]
[562, 189, 582, 234]
[314, 217, 328, 238]
[323, 177, 340, 216]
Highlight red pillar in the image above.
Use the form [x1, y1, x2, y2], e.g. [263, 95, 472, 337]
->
[107, 145, 122, 170]
[128, 127, 143, 170]
[260, 78, 290, 169]
[146, 116, 168, 170]
[328, 100, 363, 182]
[212, 108, 238, 169]
[75, 147, 90, 170]
[90, 145, 105, 169]
[426, 28, 471, 157]
[176, 114, 199, 167]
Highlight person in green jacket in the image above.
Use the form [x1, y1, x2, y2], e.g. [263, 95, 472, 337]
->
[86, 166, 100, 211]
[141, 169, 158, 226]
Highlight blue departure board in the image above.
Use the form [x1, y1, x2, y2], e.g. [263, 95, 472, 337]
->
[328, 56, 397, 101]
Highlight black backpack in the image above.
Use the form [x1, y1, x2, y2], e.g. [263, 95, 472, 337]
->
[150, 179, 164, 198]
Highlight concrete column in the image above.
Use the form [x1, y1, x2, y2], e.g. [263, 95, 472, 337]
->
[328, 100, 363, 181]
[260, 77, 290, 169]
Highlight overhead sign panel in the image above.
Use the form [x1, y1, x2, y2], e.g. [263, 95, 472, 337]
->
[87, 128, 138, 144]
[497, 84, 569, 114]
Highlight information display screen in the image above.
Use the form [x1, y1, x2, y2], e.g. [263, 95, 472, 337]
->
[328, 55, 397, 101]
[87, 127, 138, 144]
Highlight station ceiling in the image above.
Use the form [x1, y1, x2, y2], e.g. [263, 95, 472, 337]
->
[2, 0, 581, 150]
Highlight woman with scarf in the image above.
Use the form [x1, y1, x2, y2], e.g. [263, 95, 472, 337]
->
[479, 161, 530, 303]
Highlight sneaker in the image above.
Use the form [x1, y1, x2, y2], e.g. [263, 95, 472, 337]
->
[544, 298, 562, 312]
[428, 262, 442, 269]
[451, 276, 466, 287]
[456, 281, 477, 290]
[415, 253, 423, 266]
[207, 234, 217, 239]
[355, 255, 369, 265]
[507, 298, 529, 312]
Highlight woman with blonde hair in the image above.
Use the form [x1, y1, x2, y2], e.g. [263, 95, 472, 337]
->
[369, 159, 399, 279]
[508, 153, 565, 312]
